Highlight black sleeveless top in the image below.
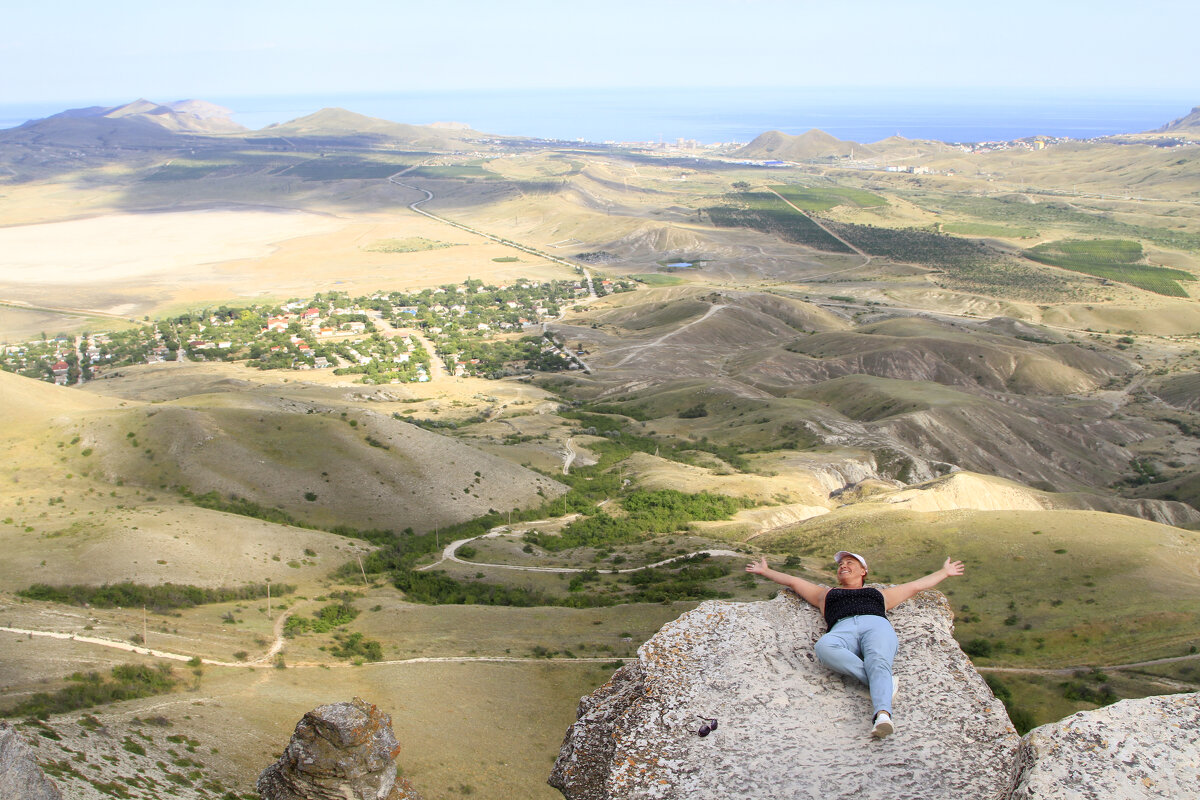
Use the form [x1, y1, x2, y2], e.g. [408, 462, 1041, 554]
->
[823, 587, 887, 630]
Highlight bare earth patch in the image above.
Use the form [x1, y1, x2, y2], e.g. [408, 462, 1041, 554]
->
[0, 209, 343, 285]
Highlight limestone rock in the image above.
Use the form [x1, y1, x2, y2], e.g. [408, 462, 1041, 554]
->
[550, 591, 1019, 799]
[0, 721, 63, 800]
[1007, 693, 1200, 799]
[258, 697, 421, 800]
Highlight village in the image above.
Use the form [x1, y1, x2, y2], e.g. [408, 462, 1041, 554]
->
[0, 275, 639, 386]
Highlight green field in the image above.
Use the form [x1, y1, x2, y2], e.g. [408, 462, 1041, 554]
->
[631, 274, 686, 286]
[408, 164, 495, 180]
[1025, 239, 1196, 297]
[917, 193, 1200, 253]
[366, 237, 459, 254]
[706, 193, 854, 253]
[943, 222, 1039, 238]
[285, 156, 417, 180]
[822, 220, 1075, 301]
[770, 184, 888, 212]
[140, 161, 235, 181]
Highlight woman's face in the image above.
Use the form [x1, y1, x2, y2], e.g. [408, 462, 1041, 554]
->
[836, 556, 867, 587]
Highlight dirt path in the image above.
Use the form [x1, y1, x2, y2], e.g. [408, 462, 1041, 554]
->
[764, 187, 872, 271]
[608, 303, 728, 368]
[387, 171, 585, 271]
[418, 525, 743, 574]
[0, 624, 629, 671]
[562, 436, 576, 474]
[978, 650, 1200, 676]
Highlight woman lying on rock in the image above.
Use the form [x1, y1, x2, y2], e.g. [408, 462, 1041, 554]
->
[746, 551, 964, 739]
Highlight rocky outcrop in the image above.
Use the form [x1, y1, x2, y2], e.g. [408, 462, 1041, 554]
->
[550, 594, 1200, 800]
[1007, 693, 1200, 799]
[550, 591, 1019, 799]
[258, 698, 421, 800]
[0, 722, 62, 800]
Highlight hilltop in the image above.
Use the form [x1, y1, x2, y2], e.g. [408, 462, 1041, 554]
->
[734, 128, 873, 160]
[1152, 106, 1200, 133]
[251, 107, 489, 149]
[0, 98, 245, 147]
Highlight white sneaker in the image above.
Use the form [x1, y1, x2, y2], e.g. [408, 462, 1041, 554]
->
[872, 710, 894, 739]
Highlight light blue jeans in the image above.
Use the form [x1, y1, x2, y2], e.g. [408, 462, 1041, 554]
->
[814, 615, 897, 716]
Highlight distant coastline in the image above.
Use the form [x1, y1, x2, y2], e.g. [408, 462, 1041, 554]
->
[2, 86, 1195, 145]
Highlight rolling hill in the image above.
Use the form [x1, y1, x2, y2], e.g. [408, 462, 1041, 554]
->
[1152, 106, 1200, 133]
[734, 129, 875, 160]
[250, 107, 489, 149]
[0, 98, 245, 147]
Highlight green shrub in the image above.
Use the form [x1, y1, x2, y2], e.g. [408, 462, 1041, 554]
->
[18, 582, 294, 612]
[3, 664, 178, 718]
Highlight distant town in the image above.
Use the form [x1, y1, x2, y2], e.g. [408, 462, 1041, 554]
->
[1, 276, 639, 386]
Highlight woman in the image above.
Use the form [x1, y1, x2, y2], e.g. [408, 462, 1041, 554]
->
[746, 550, 965, 738]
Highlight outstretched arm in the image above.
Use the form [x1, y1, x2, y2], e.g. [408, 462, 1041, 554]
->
[880, 558, 965, 610]
[746, 557, 828, 609]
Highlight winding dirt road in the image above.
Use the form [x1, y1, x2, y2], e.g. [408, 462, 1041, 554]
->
[417, 525, 743, 575]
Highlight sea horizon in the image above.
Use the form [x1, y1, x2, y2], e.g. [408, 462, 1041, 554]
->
[1, 86, 1195, 146]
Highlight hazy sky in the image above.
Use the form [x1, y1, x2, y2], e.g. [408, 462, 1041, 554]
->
[4, 0, 1198, 104]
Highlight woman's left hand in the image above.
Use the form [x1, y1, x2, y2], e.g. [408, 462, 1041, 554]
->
[943, 558, 965, 577]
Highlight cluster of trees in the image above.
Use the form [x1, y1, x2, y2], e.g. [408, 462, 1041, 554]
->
[283, 601, 360, 636]
[18, 581, 294, 612]
[823, 220, 1074, 301]
[527, 489, 749, 552]
[393, 557, 734, 609]
[330, 333, 431, 383]
[328, 631, 383, 661]
[436, 334, 568, 378]
[559, 410, 751, 471]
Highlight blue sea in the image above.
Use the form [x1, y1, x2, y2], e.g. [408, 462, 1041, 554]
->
[1, 87, 1195, 145]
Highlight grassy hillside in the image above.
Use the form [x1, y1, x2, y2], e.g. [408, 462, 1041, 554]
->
[4, 111, 1200, 796]
[78, 399, 563, 532]
[753, 505, 1200, 668]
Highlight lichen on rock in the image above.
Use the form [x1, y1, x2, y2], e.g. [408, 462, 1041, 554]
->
[1007, 692, 1200, 799]
[258, 697, 421, 800]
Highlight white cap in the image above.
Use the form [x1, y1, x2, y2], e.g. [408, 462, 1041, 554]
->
[834, 551, 868, 571]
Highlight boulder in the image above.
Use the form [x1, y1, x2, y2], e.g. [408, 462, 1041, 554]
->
[0, 721, 63, 800]
[258, 697, 421, 800]
[550, 590, 1019, 799]
[1007, 692, 1200, 799]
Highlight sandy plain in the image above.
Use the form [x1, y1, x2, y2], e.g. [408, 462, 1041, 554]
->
[0, 203, 578, 330]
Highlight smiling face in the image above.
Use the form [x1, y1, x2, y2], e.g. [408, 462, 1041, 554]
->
[836, 555, 868, 588]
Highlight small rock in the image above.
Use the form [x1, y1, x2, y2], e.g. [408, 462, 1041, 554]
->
[258, 697, 421, 800]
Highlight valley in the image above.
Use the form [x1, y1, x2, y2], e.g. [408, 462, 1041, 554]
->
[0, 100, 1198, 799]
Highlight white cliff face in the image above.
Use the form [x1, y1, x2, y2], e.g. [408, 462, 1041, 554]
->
[1007, 693, 1200, 800]
[550, 591, 1020, 799]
